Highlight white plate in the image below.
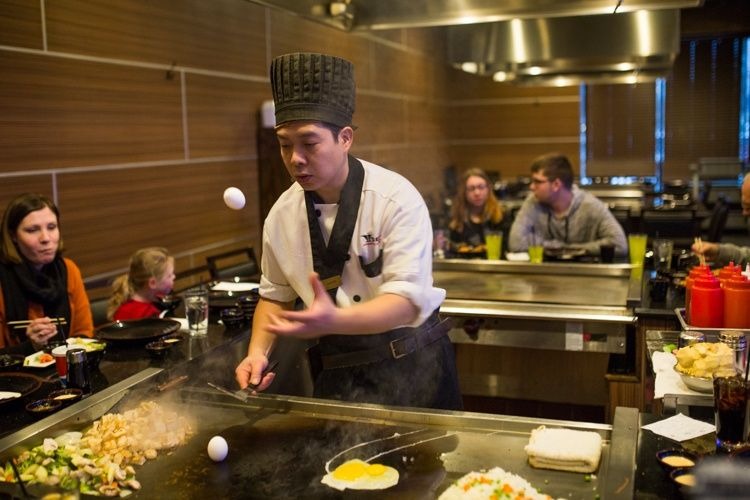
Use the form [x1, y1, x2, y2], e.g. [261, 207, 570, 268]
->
[506, 252, 530, 262]
[0, 391, 21, 401]
[23, 351, 55, 368]
[211, 281, 260, 292]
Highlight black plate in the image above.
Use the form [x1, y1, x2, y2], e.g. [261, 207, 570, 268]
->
[95, 318, 181, 342]
[544, 247, 587, 261]
[0, 372, 42, 407]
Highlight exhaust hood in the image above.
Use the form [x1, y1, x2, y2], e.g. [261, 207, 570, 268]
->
[247, 0, 701, 31]
[447, 9, 681, 86]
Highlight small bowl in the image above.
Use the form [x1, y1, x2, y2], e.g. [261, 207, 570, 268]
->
[656, 448, 698, 471]
[159, 334, 184, 346]
[670, 467, 696, 489]
[220, 307, 246, 329]
[25, 398, 62, 414]
[48, 388, 83, 406]
[673, 366, 713, 393]
[145, 340, 171, 359]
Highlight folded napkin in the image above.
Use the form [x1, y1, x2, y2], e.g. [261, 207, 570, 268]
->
[524, 425, 603, 473]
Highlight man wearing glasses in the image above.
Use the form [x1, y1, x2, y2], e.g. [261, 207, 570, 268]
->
[508, 153, 627, 258]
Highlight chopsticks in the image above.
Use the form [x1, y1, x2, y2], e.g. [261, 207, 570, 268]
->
[6, 317, 67, 330]
[694, 237, 706, 267]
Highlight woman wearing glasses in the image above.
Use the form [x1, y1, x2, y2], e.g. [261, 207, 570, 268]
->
[448, 168, 504, 257]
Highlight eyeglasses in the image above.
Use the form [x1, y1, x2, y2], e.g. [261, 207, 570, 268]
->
[530, 177, 551, 185]
[466, 184, 489, 193]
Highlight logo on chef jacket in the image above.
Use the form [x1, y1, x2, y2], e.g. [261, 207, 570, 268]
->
[361, 233, 381, 247]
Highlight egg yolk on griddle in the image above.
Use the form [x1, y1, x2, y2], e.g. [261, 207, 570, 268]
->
[333, 460, 368, 481]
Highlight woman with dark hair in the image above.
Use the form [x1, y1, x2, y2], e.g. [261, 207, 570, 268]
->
[448, 168, 504, 255]
[0, 193, 93, 354]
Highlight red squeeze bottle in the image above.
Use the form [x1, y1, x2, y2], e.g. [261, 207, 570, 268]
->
[685, 265, 712, 319]
[689, 275, 724, 328]
[724, 275, 750, 328]
[718, 262, 742, 287]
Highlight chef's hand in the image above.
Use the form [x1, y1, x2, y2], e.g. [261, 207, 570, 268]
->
[691, 241, 719, 260]
[26, 318, 59, 350]
[266, 273, 336, 339]
[235, 353, 276, 392]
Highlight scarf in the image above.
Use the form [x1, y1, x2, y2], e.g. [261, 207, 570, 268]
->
[0, 255, 71, 341]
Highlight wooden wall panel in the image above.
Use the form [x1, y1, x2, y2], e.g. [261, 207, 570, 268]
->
[268, 11, 372, 87]
[448, 144, 581, 180]
[448, 67, 579, 99]
[0, 177, 55, 211]
[355, 94, 406, 147]
[364, 144, 450, 199]
[186, 74, 270, 159]
[407, 99, 447, 144]
[0, 51, 183, 170]
[46, 0, 267, 76]
[448, 101, 579, 139]
[57, 159, 259, 278]
[0, 0, 42, 49]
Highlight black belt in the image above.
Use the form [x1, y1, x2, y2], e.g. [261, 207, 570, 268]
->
[318, 312, 452, 370]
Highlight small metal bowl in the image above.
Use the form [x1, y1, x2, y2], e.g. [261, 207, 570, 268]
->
[48, 388, 83, 406]
[25, 398, 62, 414]
[673, 365, 713, 393]
[159, 334, 184, 347]
[220, 307, 246, 329]
[656, 448, 698, 471]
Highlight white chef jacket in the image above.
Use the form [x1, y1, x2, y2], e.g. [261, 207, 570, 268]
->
[259, 158, 445, 327]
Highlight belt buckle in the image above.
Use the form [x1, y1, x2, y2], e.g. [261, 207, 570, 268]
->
[389, 337, 413, 359]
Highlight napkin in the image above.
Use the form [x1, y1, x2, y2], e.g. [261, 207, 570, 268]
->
[652, 351, 706, 398]
[641, 413, 715, 441]
[524, 426, 602, 473]
[211, 282, 260, 292]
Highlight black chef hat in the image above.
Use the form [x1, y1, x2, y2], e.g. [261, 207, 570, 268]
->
[270, 52, 355, 128]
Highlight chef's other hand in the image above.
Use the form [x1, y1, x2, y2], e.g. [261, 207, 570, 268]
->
[266, 273, 336, 339]
[235, 354, 275, 392]
[691, 241, 719, 260]
[26, 317, 58, 350]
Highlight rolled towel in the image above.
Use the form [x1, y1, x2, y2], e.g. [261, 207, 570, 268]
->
[524, 425, 603, 473]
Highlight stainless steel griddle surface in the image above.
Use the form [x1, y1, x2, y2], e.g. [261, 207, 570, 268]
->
[434, 270, 630, 307]
[0, 387, 630, 499]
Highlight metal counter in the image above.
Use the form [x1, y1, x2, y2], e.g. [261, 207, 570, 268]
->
[434, 260, 640, 354]
[0, 362, 639, 499]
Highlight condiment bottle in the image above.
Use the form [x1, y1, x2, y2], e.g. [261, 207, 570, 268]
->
[719, 331, 748, 375]
[724, 275, 750, 328]
[689, 274, 723, 328]
[685, 265, 712, 320]
[718, 262, 742, 288]
[66, 348, 91, 394]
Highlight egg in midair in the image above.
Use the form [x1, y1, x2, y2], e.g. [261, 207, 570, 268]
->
[223, 187, 246, 210]
[207, 435, 228, 462]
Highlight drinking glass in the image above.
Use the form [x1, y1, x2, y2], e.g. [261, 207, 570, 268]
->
[184, 287, 209, 335]
[628, 233, 648, 267]
[528, 245, 544, 264]
[485, 231, 502, 260]
[713, 370, 750, 453]
[653, 238, 674, 273]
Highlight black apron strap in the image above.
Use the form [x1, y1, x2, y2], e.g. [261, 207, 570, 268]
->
[304, 155, 365, 302]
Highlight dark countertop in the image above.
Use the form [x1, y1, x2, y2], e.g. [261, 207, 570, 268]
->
[0, 321, 250, 440]
[635, 269, 686, 319]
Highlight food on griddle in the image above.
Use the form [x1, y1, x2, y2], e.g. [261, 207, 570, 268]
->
[207, 435, 228, 462]
[438, 466, 557, 499]
[524, 425, 602, 473]
[2, 401, 194, 497]
[674, 342, 734, 378]
[321, 459, 399, 491]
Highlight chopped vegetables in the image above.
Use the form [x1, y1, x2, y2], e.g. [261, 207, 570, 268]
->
[2, 401, 193, 497]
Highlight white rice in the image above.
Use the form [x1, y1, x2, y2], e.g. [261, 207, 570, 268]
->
[438, 467, 557, 500]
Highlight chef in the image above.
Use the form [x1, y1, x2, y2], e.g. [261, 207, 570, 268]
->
[235, 52, 462, 410]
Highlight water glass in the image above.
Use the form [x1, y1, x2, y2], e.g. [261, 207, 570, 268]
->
[653, 238, 674, 273]
[485, 231, 502, 260]
[184, 287, 209, 335]
[628, 233, 648, 267]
